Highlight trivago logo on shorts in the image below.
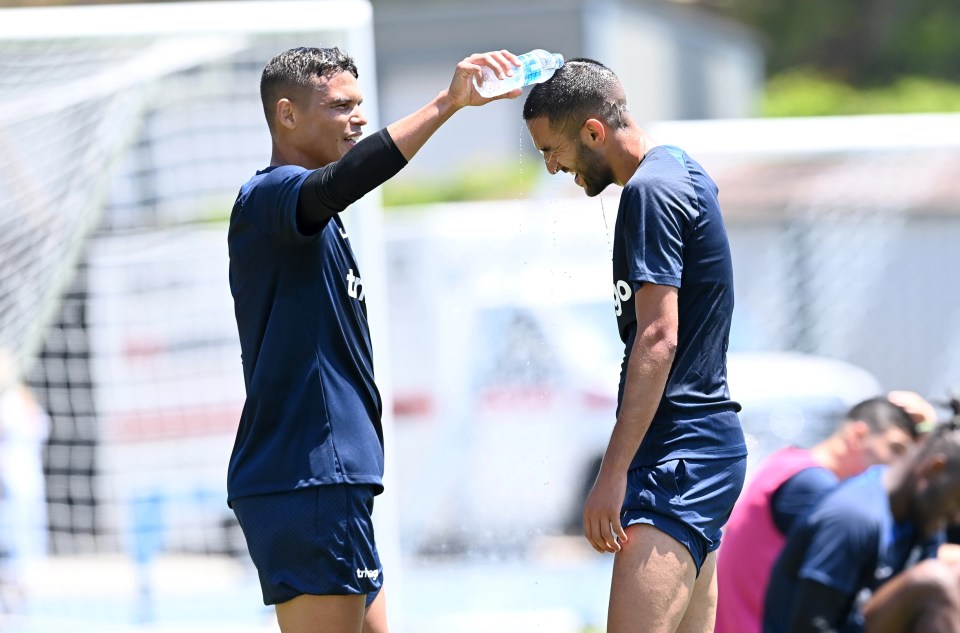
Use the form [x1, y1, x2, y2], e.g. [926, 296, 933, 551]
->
[356, 567, 380, 580]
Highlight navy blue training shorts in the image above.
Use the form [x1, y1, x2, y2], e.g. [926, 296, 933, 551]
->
[621, 455, 746, 574]
[232, 484, 383, 606]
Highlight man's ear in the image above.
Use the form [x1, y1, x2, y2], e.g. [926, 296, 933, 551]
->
[919, 454, 948, 479]
[276, 98, 297, 130]
[845, 420, 870, 445]
[580, 117, 606, 147]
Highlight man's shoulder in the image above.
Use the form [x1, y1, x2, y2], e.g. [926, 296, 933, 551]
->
[624, 145, 699, 200]
[231, 164, 315, 238]
[748, 447, 820, 485]
[764, 446, 816, 468]
[813, 469, 888, 526]
[248, 164, 308, 188]
[236, 165, 310, 211]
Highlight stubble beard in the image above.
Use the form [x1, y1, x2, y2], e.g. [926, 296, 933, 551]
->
[576, 140, 615, 198]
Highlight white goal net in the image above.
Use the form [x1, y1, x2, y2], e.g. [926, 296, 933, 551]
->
[0, 1, 387, 627]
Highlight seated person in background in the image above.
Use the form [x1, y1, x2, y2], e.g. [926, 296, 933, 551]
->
[716, 395, 927, 633]
[860, 557, 960, 633]
[860, 397, 960, 633]
[763, 413, 960, 633]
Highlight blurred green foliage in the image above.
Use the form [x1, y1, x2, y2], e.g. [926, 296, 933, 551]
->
[381, 160, 539, 207]
[724, 0, 960, 85]
[722, 0, 960, 116]
[762, 70, 960, 117]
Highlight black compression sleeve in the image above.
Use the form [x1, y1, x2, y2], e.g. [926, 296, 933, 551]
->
[297, 128, 407, 232]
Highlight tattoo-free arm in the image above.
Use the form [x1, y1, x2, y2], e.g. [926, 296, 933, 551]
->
[582, 283, 678, 553]
[296, 50, 522, 232]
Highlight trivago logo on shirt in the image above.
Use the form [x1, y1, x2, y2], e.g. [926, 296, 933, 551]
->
[346, 268, 365, 302]
[614, 279, 632, 316]
[356, 567, 380, 580]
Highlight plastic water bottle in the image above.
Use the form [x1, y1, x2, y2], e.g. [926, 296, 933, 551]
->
[473, 49, 565, 98]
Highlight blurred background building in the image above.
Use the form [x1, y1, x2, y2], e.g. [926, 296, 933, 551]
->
[370, 0, 764, 178]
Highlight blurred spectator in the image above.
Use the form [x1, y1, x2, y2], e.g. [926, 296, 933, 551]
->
[857, 397, 960, 633]
[763, 417, 960, 633]
[940, 396, 960, 553]
[0, 350, 49, 613]
[717, 394, 926, 633]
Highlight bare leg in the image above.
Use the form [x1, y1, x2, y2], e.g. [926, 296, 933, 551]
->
[275, 594, 366, 633]
[676, 551, 718, 633]
[362, 585, 389, 633]
[607, 523, 698, 633]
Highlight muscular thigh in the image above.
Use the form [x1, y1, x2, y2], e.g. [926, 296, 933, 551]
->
[608, 523, 698, 633]
[276, 593, 366, 633]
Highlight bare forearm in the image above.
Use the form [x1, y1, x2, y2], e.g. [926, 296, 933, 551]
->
[384, 50, 520, 162]
[386, 90, 461, 161]
[583, 283, 678, 553]
[600, 333, 675, 475]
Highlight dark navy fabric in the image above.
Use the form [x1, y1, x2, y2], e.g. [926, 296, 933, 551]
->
[232, 484, 382, 605]
[770, 465, 839, 535]
[227, 164, 384, 504]
[763, 465, 937, 633]
[612, 144, 745, 468]
[622, 454, 747, 573]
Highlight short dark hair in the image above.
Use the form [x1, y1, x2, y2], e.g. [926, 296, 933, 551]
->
[907, 414, 960, 473]
[522, 57, 629, 135]
[846, 397, 919, 440]
[260, 46, 359, 131]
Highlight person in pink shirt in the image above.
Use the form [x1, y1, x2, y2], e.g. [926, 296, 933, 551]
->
[715, 393, 934, 633]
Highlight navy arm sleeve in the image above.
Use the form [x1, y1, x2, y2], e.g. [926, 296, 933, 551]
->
[297, 128, 407, 233]
[786, 579, 852, 633]
[771, 467, 838, 535]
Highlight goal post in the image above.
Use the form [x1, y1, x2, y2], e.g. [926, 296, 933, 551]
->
[0, 0, 401, 623]
[0, 0, 377, 373]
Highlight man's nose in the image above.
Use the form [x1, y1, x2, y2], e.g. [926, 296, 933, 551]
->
[544, 153, 559, 175]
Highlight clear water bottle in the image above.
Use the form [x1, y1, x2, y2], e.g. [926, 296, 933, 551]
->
[473, 49, 565, 98]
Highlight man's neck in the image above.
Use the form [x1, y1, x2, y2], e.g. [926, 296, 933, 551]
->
[612, 126, 656, 186]
[810, 435, 851, 478]
[883, 463, 911, 524]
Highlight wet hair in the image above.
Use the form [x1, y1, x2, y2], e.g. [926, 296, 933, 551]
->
[846, 397, 919, 441]
[522, 57, 630, 136]
[260, 46, 358, 131]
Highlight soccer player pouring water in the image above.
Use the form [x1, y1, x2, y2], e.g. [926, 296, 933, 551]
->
[226, 46, 521, 633]
[524, 59, 747, 633]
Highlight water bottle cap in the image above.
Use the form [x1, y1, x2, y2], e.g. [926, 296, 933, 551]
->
[554, 53, 565, 67]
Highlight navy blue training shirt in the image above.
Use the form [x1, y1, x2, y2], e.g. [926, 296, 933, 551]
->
[612, 144, 744, 467]
[764, 465, 939, 633]
[771, 466, 839, 535]
[227, 133, 404, 503]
